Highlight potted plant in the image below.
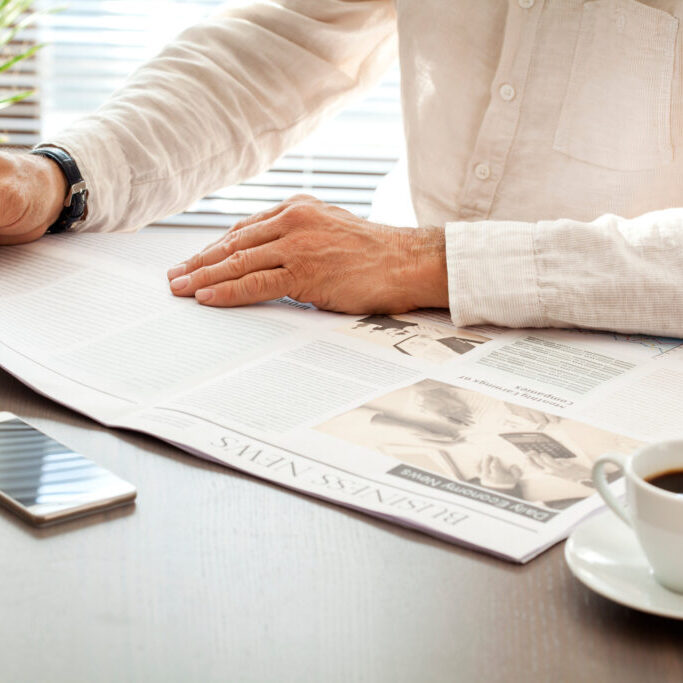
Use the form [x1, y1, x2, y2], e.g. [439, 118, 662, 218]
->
[0, 1, 58, 113]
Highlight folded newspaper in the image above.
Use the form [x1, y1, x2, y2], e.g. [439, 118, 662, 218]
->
[1, 232, 682, 562]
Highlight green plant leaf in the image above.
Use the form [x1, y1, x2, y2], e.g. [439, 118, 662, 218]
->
[0, 0, 40, 28]
[0, 6, 64, 51]
[0, 42, 44, 74]
[0, 0, 58, 142]
[0, 88, 34, 109]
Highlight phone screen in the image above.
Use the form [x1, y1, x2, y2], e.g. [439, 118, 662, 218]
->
[0, 414, 136, 526]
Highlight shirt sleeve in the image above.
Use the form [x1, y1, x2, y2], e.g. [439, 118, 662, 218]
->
[42, 0, 396, 233]
[445, 209, 683, 337]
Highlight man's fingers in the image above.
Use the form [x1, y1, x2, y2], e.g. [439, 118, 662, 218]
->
[194, 268, 293, 307]
[170, 242, 285, 296]
[166, 194, 317, 279]
[167, 216, 284, 281]
[167, 238, 222, 280]
[167, 240, 226, 279]
[228, 194, 317, 234]
[228, 204, 288, 234]
[167, 194, 319, 280]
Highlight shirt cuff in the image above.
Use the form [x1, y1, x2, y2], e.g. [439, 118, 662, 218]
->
[38, 118, 132, 233]
[445, 220, 546, 328]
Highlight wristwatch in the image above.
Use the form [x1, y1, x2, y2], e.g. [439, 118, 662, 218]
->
[30, 146, 88, 234]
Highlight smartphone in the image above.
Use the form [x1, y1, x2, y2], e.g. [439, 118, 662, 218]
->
[0, 412, 136, 526]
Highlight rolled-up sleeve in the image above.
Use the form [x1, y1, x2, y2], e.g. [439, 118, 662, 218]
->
[42, 0, 397, 233]
[446, 209, 683, 337]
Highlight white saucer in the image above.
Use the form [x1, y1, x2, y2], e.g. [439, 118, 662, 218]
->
[565, 510, 683, 619]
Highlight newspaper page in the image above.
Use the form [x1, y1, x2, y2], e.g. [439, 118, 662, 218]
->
[1, 232, 682, 562]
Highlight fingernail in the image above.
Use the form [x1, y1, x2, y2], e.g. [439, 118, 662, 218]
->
[167, 264, 186, 280]
[196, 289, 214, 304]
[170, 275, 190, 291]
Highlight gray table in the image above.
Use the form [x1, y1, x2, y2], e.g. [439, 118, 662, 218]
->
[0, 368, 681, 683]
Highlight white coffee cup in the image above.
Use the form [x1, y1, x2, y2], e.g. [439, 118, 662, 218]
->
[593, 440, 683, 594]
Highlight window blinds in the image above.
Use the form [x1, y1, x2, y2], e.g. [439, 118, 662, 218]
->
[7, 0, 404, 228]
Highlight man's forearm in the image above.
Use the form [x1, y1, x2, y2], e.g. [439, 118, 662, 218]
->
[40, 1, 397, 235]
[446, 209, 683, 337]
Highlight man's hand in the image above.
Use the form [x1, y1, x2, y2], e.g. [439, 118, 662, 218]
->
[0, 152, 68, 245]
[167, 195, 448, 314]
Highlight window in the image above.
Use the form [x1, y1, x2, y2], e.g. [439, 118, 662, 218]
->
[20, 0, 404, 228]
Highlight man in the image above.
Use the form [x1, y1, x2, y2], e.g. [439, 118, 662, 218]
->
[0, 1, 682, 336]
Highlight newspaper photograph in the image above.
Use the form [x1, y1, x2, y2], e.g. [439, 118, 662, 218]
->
[317, 379, 639, 510]
[338, 314, 490, 363]
[1, 232, 682, 562]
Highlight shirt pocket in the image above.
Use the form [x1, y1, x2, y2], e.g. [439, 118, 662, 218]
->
[553, 0, 679, 171]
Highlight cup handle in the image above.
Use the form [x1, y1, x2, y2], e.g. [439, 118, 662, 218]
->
[592, 452, 632, 527]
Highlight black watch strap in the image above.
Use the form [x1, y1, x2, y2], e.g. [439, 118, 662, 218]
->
[30, 146, 88, 234]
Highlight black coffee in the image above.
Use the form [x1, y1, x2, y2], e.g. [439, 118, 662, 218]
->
[646, 468, 683, 494]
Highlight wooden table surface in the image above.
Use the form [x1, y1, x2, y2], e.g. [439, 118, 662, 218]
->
[0, 368, 681, 683]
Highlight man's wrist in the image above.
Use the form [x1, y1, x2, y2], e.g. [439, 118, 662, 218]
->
[30, 146, 88, 233]
[398, 226, 449, 310]
[29, 153, 69, 230]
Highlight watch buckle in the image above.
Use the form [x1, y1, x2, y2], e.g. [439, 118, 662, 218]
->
[65, 180, 87, 208]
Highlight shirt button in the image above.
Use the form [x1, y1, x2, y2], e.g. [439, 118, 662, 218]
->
[474, 163, 490, 180]
[518, 0, 534, 8]
[499, 83, 516, 101]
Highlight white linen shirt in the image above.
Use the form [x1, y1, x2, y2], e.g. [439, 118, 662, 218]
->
[44, 0, 683, 336]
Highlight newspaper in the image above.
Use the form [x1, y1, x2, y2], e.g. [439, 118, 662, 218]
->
[1, 231, 682, 562]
